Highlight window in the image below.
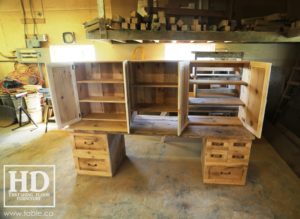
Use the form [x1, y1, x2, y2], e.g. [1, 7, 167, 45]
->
[50, 45, 96, 63]
[164, 43, 216, 60]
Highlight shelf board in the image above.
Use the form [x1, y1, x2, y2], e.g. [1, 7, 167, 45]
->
[68, 120, 127, 133]
[79, 96, 125, 103]
[131, 115, 178, 136]
[77, 79, 124, 84]
[188, 116, 242, 126]
[82, 113, 126, 122]
[182, 125, 254, 140]
[133, 82, 178, 88]
[86, 30, 300, 43]
[134, 104, 178, 113]
[195, 74, 242, 78]
[130, 115, 254, 139]
[189, 97, 245, 106]
[190, 79, 248, 86]
[146, 7, 226, 18]
[196, 88, 238, 97]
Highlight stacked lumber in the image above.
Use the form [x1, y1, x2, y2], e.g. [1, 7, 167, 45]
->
[241, 13, 287, 32]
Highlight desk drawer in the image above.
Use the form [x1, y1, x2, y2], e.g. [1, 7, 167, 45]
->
[206, 138, 230, 150]
[203, 165, 247, 185]
[77, 158, 110, 172]
[73, 149, 108, 159]
[228, 150, 250, 164]
[74, 134, 108, 153]
[205, 149, 228, 163]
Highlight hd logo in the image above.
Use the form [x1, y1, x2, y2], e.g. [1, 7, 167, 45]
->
[3, 165, 55, 208]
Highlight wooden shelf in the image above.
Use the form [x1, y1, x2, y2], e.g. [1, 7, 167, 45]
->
[130, 115, 254, 139]
[134, 104, 178, 113]
[68, 120, 128, 133]
[196, 88, 238, 97]
[188, 116, 242, 126]
[82, 113, 126, 122]
[131, 115, 178, 136]
[79, 96, 125, 103]
[133, 83, 178, 88]
[77, 79, 124, 84]
[189, 97, 245, 106]
[196, 74, 242, 78]
[182, 125, 254, 140]
[190, 79, 248, 86]
[146, 7, 226, 18]
[189, 106, 238, 113]
[87, 30, 300, 43]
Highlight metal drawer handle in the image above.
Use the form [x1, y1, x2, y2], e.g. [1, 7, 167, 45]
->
[232, 155, 244, 159]
[84, 141, 94, 145]
[87, 163, 97, 167]
[212, 142, 224, 146]
[211, 154, 223, 158]
[233, 142, 246, 147]
[220, 171, 231, 175]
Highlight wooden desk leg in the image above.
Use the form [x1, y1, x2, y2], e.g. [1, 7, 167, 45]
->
[202, 137, 252, 186]
[72, 133, 126, 177]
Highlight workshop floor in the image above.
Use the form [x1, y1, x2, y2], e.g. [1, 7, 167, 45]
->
[0, 124, 299, 219]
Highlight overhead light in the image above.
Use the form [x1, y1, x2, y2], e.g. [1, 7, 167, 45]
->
[206, 41, 214, 43]
[172, 40, 177, 43]
[190, 40, 195, 43]
[224, 41, 232, 43]
[154, 40, 159, 43]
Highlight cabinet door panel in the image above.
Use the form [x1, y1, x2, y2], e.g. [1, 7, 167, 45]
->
[123, 61, 130, 134]
[178, 61, 190, 136]
[47, 64, 81, 128]
[239, 61, 271, 138]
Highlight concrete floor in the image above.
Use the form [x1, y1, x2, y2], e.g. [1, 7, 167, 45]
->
[0, 124, 300, 219]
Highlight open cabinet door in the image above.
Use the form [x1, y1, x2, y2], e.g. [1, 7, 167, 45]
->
[123, 61, 131, 134]
[47, 64, 81, 129]
[178, 61, 190, 136]
[239, 61, 271, 138]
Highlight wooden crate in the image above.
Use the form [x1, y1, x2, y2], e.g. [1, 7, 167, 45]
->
[73, 133, 126, 177]
[202, 137, 252, 185]
[128, 61, 190, 136]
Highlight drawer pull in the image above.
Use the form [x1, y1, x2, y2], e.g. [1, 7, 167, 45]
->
[233, 142, 246, 147]
[84, 141, 94, 145]
[87, 163, 97, 167]
[232, 155, 245, 159]
[212, 142, 224, 146]
[211, 154, 223, 158]
[220, 171, 231, 175]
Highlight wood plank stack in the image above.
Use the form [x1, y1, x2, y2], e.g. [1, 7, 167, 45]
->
[241, 13, 287, 32]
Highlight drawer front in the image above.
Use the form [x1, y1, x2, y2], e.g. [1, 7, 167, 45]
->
[78, 158, 110, 172]
[206, 138, 230, 150]
[73, 149, 108, 159]
[229, 140, 251, 151]
[228, 150, 250, 164]
[205, 149, 228, 163]
[208, 165, 246, 180]
[74, 135, 108, 152]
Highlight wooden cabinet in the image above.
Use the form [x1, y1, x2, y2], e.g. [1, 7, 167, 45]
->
[127, 61, 189, 136]
[47, 62, 130, 133]
[202, 137, 252, 185]
[47, 60, 271, 182]
[190, 60, 271, 138]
